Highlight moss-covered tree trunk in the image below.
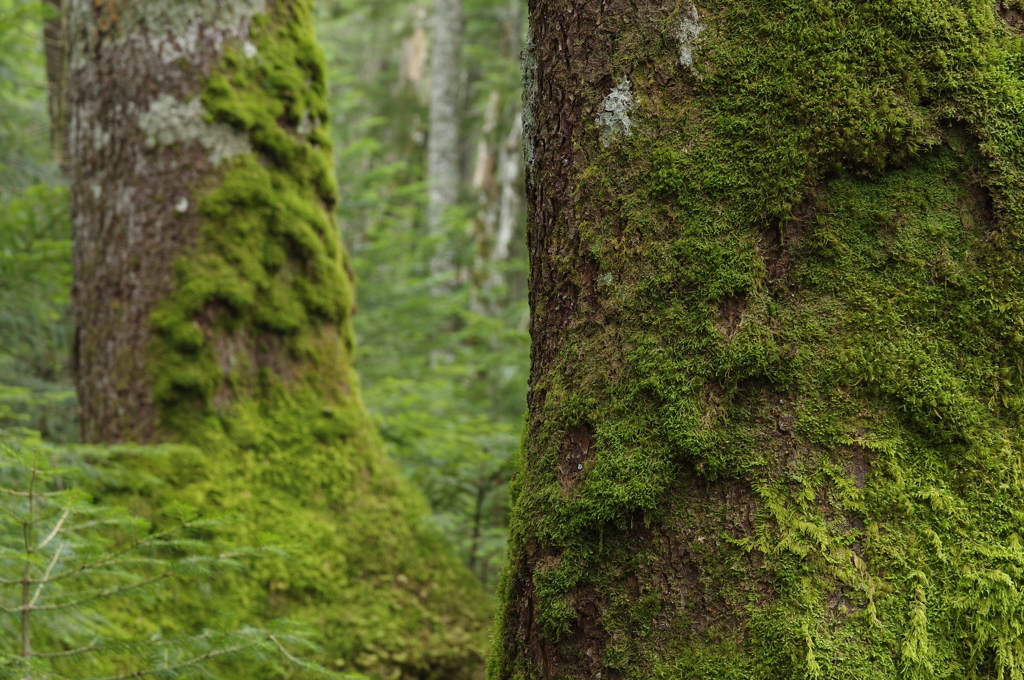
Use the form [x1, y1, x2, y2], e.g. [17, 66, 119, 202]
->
[66, 1, 488, 677]
[493, 1, 1024, 678]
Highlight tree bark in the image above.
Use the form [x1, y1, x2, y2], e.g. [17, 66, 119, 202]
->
[493, 1, 1024, 678]
[42, 0, 68, 167]
[67, 0, 488, 676]
[427, 0, 462, 273]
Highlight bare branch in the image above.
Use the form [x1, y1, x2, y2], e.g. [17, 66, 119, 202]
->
[38, 508, 71, 550]
[26, 570, 175, 611]
[93, 641, 257, 680]
[0, 486, 62, 499]
[42, 519, 200, 584]
[269, 634, 303, 665]
[28, 542, 64, 608]
[29, 638, 100, 659]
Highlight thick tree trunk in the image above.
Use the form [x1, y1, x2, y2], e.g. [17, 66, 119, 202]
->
[427, 0, 462, 273]
[493, 1, 1024, 678]
[67, 0, 487, 676]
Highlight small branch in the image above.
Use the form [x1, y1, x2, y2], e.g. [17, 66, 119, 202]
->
[94, 641, 256, 680]
[28, 542, 64, 608]
[25, 570, 175, 611]
[29, 638, 99, 659]
[0, 499, 28, 524]
[42, 519, 200, 584]
[269, 634, 303, 665]
[0, 486, 62, 499]
[38, 508, 71, 550]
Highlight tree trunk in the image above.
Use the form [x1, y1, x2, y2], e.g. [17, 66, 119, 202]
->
[427, 0, 462, 274]
[67, 0, 487, 676]
[42, 0, 68, 167]
[493, 1, 1024, 678]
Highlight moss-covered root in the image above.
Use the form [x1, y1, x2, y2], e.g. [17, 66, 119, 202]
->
[69, 0, 489, 677]
[492, 1, 1024, 679]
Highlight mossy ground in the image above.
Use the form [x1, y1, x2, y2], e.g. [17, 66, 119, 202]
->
[494, 1, 1024, 678]
[101, 1, 490, 677]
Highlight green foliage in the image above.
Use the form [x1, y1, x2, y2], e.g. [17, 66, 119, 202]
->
[493, 1, 1024, 678]
[0, 0, 56, 195]
[0, 0, 74, 442]
[0, 184, 75, 441]
[319, 0, 528, 590]
[0, 429, 355, 680]
[0, 185, 73, 381]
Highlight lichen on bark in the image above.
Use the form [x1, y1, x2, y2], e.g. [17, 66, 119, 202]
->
[492, 1, 1024, 679]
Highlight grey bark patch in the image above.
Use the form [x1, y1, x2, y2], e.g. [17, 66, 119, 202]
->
[138, 94, 251, 165]
[68, 0, 266, 71]
[677, 5, 705, 70]
[597, 78, 635, 147]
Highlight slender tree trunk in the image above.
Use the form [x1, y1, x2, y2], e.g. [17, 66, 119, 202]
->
[492, 112, 521, 267]
[493, 2, 1024, 678]
[66, 0, 487, 676]
[42, 0, 68, 167]
[427, 0, 462, 274]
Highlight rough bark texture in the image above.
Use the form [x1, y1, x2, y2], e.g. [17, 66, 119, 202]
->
[492, 1, 1024, 678]
[427, 0, 462, 266]
[67, 1, 489, 677]
[69, 0, 250, 443]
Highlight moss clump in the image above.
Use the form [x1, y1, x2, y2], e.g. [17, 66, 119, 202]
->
[133, 1, 490, 677]
[494, 1, 1024, 678]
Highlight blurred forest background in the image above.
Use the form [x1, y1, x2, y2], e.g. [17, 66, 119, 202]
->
[0, 0, 527, 601]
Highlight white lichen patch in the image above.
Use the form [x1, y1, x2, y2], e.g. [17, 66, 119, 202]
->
[138, 94, 251, 165]
[597, 78, 635, 147]
[69, 0, 267, 70]
[677, 5, 705, 70]
[243, 40, 258, 59]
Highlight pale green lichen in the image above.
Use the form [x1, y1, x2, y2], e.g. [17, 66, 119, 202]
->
[137, 95, 251, 165]
[676, 5, 704, 70]
[597, 78, 635, 147]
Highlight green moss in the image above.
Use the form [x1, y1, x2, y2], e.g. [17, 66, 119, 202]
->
[494, 1, 1024, 678]
[133, 1, 490, 677]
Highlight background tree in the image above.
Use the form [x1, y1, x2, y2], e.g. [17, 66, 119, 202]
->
[1, 0, 531, 600]
[492, 1, 1024, 678]
[66, 0, 489, 676]
[319, 0, 528, 589]
[0, 0, 533, 672]
[426, 0, 463, 274]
